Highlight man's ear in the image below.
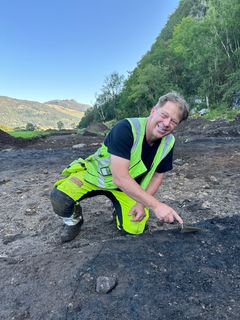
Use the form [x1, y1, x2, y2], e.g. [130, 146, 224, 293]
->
[150, 106, 157, 115]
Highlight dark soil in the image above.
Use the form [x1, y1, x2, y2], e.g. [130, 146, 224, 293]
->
[0, 118, 240, 319]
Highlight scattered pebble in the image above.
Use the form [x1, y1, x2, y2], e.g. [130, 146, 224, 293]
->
[0, 178, 11, 185]
[24, 207, 38, 216]
[201, 201, 211, 209]
[72, 143, 86, 149]
[96, 274, 118, 293]
[173, 158, 184, 166]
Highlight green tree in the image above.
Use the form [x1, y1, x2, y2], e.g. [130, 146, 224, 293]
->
[78, 107, 95, 129]
[78, 72, 125, 127]
[26, 123, 35, 131]
[94, 71, 125, 121]
[206, 0, 240, 104]
[221, 69, 240, 105]
[126, 64, 176, 116]
[169, 16, 215, 103]
[57, 121, 64, 130]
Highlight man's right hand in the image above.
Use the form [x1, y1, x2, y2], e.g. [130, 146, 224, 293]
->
[111, 155, 183, 225]
[153, 202, 183, 225]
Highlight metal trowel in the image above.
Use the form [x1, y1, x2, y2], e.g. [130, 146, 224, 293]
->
[179, 223, 201, 233]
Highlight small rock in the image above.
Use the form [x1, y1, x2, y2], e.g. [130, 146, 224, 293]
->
[82, 273, 94, 282]
[0, 254, 8, 260]
[207, 175, 219, 185]
[203, 184, 210, 189]
[201, 201, 211, 209]
[94, 210, 105, 216]
[2, 148, 13, 152]
[67, 301, 81, 313]
[173, 158, 184, 166]
[185, 173, 196, 179]
[180, 199, 191, 207]
[198, 108, 208, 116]
[72, 143, 86, 149]
[209, 175, 218, 182]
[38, 214, 49, 222]
[0, 178, 11, 185]
[24, 207, 38, 216]
[96, 274, 118, 293]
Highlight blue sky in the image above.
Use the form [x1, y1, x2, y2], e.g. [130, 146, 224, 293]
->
[0, 0, 179, 105]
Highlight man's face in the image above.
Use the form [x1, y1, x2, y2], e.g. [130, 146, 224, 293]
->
[147, 101, 182, 143]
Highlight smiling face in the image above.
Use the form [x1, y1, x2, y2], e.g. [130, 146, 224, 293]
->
[146, 101, 182, 144]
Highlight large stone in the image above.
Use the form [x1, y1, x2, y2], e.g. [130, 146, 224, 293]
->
[96, 274, 118, 293]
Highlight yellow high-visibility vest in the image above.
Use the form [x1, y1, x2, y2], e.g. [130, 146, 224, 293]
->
[83, 117, 175, 190]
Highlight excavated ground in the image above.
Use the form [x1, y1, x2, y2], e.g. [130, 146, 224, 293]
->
[0, 118, 240, 320]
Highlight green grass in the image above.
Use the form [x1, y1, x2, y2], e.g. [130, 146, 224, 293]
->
[203, 105, 240, 121]
[191, 104, 240, 121]
[9, 130, 50, 138]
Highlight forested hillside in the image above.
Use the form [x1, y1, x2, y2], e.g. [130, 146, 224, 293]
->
[80, 0, 240, 127]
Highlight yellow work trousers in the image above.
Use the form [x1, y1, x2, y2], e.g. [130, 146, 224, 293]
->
[55, 170, 149, 234]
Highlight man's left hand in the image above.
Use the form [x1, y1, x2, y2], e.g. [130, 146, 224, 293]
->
[129, 203, 146, 222]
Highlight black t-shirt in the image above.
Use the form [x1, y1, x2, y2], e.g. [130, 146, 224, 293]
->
[104, 119, 174, 177]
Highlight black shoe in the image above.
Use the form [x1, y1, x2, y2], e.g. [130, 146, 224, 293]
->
[61, 216, 83, 243]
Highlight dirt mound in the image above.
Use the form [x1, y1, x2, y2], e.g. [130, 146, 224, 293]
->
[0, 130, 103, 150]
[0, 129, 16, 142]
[175, 117, 240, 138]
[82, 123, 109, 136]
[87, 122, 108, 132]
[0, 129, 41, 149]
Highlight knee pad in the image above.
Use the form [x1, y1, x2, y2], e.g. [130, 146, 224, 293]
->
[50, 187, 75, 217]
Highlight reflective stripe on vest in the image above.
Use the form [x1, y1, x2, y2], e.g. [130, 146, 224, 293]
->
[130, 117, 141, 152]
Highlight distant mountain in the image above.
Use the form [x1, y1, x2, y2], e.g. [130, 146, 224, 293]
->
[0, 96, 91, 130]
[45, 99, 91, 112]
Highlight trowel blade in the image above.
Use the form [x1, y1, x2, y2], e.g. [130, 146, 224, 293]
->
[180, 224, 201, 233]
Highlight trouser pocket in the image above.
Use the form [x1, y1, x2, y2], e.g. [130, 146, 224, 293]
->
[55, 172, 85, 201]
